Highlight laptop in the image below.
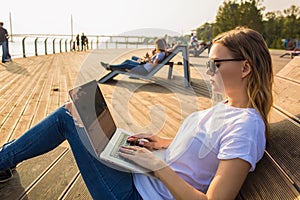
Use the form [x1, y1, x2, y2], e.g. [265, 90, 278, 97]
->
[68, 80, 165, 176]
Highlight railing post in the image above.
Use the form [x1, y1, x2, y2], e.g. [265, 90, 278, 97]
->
[90, 40, 93, 50]
[53, 38, 56, 54]
[106, 41, 108, 49]
[44, 38, 48, 55]
[70, 39, 73, 51]
[34, 37, 38, 56]
[96, 36, 99, 49]
[65, 39, 68, 52]
[22, 37, 27, 58]
[59, 39, 62, 53]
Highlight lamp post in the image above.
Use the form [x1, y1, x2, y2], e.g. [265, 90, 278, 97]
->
[9, 11, 13, 42]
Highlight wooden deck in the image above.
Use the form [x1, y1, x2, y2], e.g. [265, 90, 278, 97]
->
[0, 48, 296, 199]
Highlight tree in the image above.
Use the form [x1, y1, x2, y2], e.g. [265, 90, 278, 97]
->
[195, 23, 214, 42]
[193, 2, 300, 49]
[282, 5, 300, 39]
[239, 0, 264, 32]
[213, 0, 241, 36]
[213, 0, 264, 36]
[263, 11, 284, 48]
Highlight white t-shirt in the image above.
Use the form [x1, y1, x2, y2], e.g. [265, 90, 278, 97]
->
[133, 103, 266, 200]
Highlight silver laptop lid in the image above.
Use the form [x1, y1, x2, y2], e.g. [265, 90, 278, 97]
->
[69, 80, 117, 155]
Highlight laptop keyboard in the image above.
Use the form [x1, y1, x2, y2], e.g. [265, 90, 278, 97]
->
[110, 132, 130, 159]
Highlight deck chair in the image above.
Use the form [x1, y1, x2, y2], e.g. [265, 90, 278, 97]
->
[189, 42, 211, 57]
[98, 45, 190, 87]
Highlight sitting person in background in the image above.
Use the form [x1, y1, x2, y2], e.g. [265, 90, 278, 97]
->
[131, 48, 157, 64]
[190, 33, 198, 48]
[100, 38, 167, 74]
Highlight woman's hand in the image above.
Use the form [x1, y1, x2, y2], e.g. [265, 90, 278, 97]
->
[127, 133, 172, 150]
[118, 145, 166, 172]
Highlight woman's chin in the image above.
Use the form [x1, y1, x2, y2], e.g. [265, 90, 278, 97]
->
[211, 86, 224, 94]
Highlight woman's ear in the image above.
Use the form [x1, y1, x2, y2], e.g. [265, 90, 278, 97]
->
[241, 61, 251, 78]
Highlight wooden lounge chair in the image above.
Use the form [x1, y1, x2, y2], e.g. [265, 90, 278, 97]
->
[98, 45, 191, 87]
[237, 107, 300, 199]
[237, 69, 300, 199]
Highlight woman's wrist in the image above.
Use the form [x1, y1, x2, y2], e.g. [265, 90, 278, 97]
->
[160, 137, 173, 149]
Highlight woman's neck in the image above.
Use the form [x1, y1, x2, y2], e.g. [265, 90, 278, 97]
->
[226, 91, 249, 108]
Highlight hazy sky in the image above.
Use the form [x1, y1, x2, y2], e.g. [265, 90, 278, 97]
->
[1, 0, 299, 36]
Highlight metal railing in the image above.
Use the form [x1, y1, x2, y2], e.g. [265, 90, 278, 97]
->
[8, 34, 155, 58]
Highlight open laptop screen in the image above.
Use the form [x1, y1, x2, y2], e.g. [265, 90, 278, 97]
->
[69, 80, 117, 154]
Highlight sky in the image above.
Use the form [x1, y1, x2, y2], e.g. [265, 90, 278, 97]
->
[0, 0, 300, 36]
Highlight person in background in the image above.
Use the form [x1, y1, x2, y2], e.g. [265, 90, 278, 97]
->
[84, 36, 89, 50]
[72, 41, 76, 51]
[81, 33, 87, 51]
[76, 34, 80, 51]
[190, 32, 198, 48]
[0, 22, 11, 63]
[100, 38, 167, 75]
[0, 27, 273, 199]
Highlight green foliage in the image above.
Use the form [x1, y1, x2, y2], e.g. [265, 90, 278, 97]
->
[196, 23, 214, 43]
[213, 0, 264, 35]
[194, 0, 300, 49]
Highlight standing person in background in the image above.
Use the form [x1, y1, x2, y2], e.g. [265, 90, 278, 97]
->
[0, 22, 11, 63]
[71, 41, 76, 52]
[81, 33, 87, 51]
[84, 36, 89, 50]
[76, 34, 80, 51]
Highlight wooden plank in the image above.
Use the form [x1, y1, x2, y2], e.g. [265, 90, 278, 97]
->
[60, 173, 92, 200]
[0, 147, 68, 200]
[273, 76, 300, 120]
[24, 150, 79, 199]
[238, 153, 299, 200]
[0, 59, 53, 144]
[267, 108, 300, 187]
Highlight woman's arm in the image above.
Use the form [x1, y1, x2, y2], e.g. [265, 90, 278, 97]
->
[120, 145, 250, 200]
[154, 158, 250, 200]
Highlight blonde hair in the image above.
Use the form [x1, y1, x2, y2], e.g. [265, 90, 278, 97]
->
[154, 38, 167, 52]
[213, 27, 274, 137]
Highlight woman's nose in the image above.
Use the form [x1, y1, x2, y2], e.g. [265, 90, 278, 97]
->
[206, 68, 214, 76]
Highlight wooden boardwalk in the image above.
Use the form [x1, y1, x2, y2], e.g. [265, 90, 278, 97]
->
[0, 48, 297, 199]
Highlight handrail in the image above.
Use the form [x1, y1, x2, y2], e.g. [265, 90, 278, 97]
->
[9, 34, 155, 58]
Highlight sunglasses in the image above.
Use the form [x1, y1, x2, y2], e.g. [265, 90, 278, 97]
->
[206, 58, 245, 74]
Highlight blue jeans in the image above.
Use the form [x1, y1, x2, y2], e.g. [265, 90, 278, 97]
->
[1, 41, 8, 62]
[131, 56, 140, 61]
[109, 59, 140, 70]
[0, 107, 142, 200]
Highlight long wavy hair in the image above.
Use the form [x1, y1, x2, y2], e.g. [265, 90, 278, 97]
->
[212, 27, 274, 138]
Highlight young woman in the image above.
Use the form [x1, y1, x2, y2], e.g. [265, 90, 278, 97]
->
[0, 27, 273, 199]
[100, 38, 167, 74]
